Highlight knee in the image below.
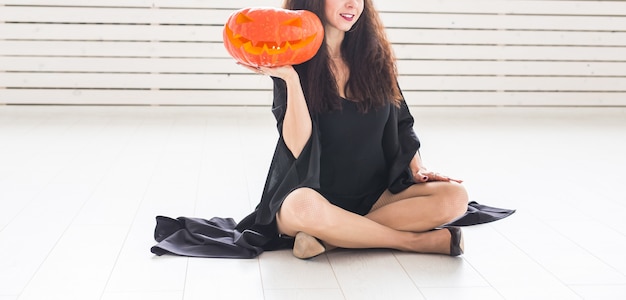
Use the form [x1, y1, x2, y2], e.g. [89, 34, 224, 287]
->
[279, 188, 331, 229]
[439, 182, 469, 222]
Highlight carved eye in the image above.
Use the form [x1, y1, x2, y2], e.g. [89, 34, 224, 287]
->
[282, 17, 302, 27]
[236, 13, 254, 24]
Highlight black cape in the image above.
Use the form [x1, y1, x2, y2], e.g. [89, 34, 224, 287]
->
[151, 78, 515, 258]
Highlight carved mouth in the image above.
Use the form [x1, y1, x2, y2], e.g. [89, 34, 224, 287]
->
[224, 26, 318, 55]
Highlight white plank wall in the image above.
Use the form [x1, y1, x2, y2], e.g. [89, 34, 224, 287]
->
[0, 0, 625, 106]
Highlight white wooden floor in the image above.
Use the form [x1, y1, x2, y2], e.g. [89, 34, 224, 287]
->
[0, 105, 625, 300]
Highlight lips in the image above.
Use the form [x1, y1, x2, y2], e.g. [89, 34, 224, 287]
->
[340, 13, 355, 21]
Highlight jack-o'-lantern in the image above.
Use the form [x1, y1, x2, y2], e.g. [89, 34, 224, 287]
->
[223, 7, 324, 67]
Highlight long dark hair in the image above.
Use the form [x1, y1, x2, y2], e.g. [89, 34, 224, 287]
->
[283, 0, 402, 113]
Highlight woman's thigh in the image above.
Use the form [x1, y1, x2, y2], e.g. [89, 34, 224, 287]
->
[370, 181, 464, 212]
[366, 182, 468, 231]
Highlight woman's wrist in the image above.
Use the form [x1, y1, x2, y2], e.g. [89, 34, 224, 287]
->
[283, 71, 300, 87]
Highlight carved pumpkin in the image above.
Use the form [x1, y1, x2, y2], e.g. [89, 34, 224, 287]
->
[223, 7, 324, 67]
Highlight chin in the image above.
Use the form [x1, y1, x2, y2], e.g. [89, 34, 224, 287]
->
[342, 25, 356, 32]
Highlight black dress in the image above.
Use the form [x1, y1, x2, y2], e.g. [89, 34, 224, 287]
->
[316, 97, 391, 215]
[150, 77, 515, 258]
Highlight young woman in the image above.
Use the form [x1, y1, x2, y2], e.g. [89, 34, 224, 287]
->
[242, 0, 468, 258]
[151, 0, 518, 260]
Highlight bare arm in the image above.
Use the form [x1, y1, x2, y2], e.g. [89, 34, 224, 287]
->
[279, 70, 312, 159]
[409, 154, 423, 173]
[248, 65, 311, 159]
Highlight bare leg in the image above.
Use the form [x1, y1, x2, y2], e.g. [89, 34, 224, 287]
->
[321, 181, 468, 251]
[366, 181, 469, 232]
[276, 188, 457, 254]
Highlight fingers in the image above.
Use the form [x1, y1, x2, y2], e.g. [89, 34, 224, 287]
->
[236, 62, 266, 75]
[415, 171, 429, 182]
[415, 171, 463, 183]
[430, 172, 459, 183]
[450, 177, 464, 184]
[431, 172, 449, 181]
[236, 63, 297, 81]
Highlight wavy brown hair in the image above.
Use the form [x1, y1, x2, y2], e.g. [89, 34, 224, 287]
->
[283, 0, 402, 113]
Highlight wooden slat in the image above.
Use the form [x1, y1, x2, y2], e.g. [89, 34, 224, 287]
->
[0, 57, 242, 73]
[0, 73, 271, 89]
[0, 24, 223, 42]
[4, 24, 626, 47]
[3, 0, 623, 16]
[0, 6, 232, 25]
[3, 6, 625, 31]
[2, 72, 625, 92]
[0, 0, 281, 9]
[3, 57, 626, 77]
[401, 91, 626, 106]
[2, 41, 625, 61]
[154, 0, 283, 9]
[374, 0, 626, 15]
[0, 41, 226, 58]
[0, 89, 274, 105]
[398, 76, 626, 92]
[397, 60, 626, 76]
[379, 13, 626, 31]
[2, 90, 625, 106]
[386, 29, 626, 47]
[393, 45, 626, 61]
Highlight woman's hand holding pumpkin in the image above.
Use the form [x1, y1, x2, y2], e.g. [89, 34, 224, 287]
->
[237, 63, 298, 82]
[258, 65, 299, 82]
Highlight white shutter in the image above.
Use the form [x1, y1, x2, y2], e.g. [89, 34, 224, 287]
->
[1, 0, 625, 106]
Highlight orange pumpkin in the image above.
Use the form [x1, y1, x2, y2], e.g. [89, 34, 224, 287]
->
[223, 7, 324, 67]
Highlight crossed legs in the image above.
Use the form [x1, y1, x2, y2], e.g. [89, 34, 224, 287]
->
[276, 181, 468, 255]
